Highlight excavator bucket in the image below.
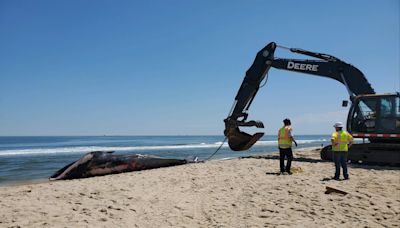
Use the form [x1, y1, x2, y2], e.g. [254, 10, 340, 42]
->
[226, 128, 264, 151]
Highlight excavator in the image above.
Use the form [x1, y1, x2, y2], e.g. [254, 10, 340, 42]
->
[224, 42, 400, 165]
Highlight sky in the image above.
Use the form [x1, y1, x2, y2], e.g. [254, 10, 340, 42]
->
[0, 0, 399, 136]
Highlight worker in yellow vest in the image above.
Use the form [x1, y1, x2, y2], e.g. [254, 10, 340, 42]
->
[278, 118, 297, 175]
[331, 122, 353, 180]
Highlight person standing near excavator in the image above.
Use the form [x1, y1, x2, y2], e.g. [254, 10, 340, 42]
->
[278, 118, 298, 175]
[331, 122, 353, 180]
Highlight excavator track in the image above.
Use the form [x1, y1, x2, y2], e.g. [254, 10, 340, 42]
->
[321, 143, 400, 166]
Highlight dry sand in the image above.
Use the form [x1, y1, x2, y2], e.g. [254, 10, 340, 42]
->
[0, 148, 399, 227]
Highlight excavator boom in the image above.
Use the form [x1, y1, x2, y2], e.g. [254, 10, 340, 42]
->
[271, 58, 375, 96]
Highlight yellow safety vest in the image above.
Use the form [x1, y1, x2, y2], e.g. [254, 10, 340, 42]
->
[278, 126, 292, 148]
[332, 130, 352, 152]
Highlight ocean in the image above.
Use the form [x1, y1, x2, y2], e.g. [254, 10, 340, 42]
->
[0, 135, 330, 186]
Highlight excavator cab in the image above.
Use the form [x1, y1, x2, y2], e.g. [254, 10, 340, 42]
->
[348, 93, 400, 136]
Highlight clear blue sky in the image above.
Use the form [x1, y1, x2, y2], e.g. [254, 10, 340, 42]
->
[0, 0, 399, 136]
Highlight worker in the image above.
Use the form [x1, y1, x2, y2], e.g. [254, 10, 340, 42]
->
[278, 118, 298, 175]
[331, 122, 353, 180]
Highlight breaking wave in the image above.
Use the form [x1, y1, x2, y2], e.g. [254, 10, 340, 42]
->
[0, 139, 328, 156]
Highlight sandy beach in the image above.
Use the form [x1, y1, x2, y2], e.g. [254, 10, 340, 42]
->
[0, 148, 399, 227]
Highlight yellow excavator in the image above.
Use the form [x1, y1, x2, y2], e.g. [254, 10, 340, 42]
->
[224, 42, 400, 165]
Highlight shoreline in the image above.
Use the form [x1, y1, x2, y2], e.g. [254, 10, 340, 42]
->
[1, 147, 399, 227]
[0, 178, 49, 188]
[0, 146, 323, 188]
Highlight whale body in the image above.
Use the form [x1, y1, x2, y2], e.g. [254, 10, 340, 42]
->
[49, 151, 192, 180]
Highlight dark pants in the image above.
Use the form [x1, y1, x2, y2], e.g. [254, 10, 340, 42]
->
[279, 147, 293, 173]
[333, 151, 349, 179]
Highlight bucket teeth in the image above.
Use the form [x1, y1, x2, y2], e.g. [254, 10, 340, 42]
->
[227, 128, 264, 151]
[224, 119, 264, 151]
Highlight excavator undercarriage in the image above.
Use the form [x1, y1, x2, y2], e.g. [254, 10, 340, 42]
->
[321, 143, 400, 166]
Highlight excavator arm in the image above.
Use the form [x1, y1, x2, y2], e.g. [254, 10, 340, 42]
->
[224, 42, 375, 151]
[224, 42, 276, 151]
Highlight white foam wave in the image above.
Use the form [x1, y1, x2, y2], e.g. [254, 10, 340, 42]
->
[0, 138, 328, 156]
[0, 144, 216, 156]
[255, 139, 328, 146]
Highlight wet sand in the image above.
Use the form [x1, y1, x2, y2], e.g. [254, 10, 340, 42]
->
[0, 148, 399, 227]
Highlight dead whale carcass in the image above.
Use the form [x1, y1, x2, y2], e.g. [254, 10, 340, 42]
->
[49, 151, 197, 180]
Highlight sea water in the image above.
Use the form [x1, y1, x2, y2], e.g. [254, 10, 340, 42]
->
[0, 135, 330, 185]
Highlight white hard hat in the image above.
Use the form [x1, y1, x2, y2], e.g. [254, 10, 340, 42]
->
[333, 122, 343, 128]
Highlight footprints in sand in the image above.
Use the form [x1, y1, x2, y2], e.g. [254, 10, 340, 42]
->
[59, 188, 135, 224]
[96, 203, 125, 221]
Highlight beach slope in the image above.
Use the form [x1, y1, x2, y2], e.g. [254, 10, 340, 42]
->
[0, 148, 399, 227]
